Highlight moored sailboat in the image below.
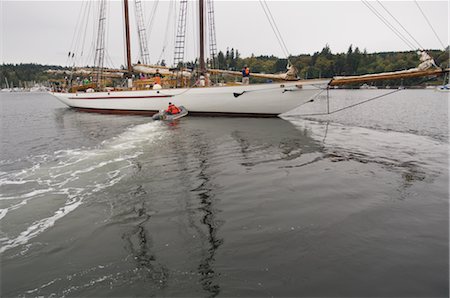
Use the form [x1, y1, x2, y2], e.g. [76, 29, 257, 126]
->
[50, 0, 449, 117]
[52, 79, 329, 116]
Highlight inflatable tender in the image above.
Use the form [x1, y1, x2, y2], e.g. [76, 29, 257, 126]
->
[152, 106, 188, 121]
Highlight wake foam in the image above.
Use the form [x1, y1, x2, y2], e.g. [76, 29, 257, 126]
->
[0, 121, 166, 253]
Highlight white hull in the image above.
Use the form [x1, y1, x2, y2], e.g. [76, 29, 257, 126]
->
[50, 80, 329, 116]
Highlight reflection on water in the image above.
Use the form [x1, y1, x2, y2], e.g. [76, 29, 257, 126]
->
[121, 185, 169, 288]
[288, 117, 448, 201]
[190, 137, 223, 297]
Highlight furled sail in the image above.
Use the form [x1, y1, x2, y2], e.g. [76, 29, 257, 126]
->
[133, 64, 191, 77]
[330, 51, 448, 86]
[208, 65, 298, 81]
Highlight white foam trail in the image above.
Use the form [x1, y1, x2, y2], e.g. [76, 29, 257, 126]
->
[0, 188, 53, 201]
[0, 209, 7, 221]
[0, 200, 83, 253]
[0, 180, 30, 186]
[0, 121, 167, 253]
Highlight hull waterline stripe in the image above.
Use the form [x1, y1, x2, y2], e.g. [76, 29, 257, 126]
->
[72, 107, 278, 118]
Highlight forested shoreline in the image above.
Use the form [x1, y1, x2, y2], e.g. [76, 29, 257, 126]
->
[1, 45, 448, 88]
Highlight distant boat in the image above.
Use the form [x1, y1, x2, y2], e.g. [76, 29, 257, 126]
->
[30, 84, 51, 92]
[436, 74, 450, 92]
[360, 83, 378, 89]
[436, 84, 450, 92]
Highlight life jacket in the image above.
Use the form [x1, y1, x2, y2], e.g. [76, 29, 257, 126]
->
[245, 68, 250, 76]
[166, 104, 180, 114]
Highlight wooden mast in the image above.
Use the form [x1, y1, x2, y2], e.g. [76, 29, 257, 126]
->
[123, 0, 132, 75]
[199, 0, 206, 74]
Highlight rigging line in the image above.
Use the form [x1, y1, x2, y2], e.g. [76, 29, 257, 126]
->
[68, 1, 87, 54]
[75, 2, 91, 56]
[327, 89, 402, 115]
[172, 0, 178, 65]
[85, 2, 98, 67]
[191, 0, 198, 67]
[72, 2, 88, 67]
[158, 0, 175, 64]
[376, 0, 425, 50]
[261, 0, 291, 61]
[259, 0, 290, 59]
[298, 74, 440, 117]
[160, 79, 201, 97]
[295, 89, 402, 117]
[414, 0, 446, 49]
[299, 73, 450, 116]
[361, 0, 416, 51]
[264, 0, 291, 60]
[292, 88, 328, 110]
[78, 7, 96, 76]
[106, 0, 112, 63]
[80, 1, 93, 58]
[72, 2, 94, 72]
[145, 0, 160, 37]
[362, 0, 416, 50]
[263, 0, 290, 58]
[259, 0, 284, 56]
[67, 1, 88, 66]
[105, 50, 116, 69]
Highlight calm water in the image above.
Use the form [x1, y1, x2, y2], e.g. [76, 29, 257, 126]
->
[0, 90, 448, 297]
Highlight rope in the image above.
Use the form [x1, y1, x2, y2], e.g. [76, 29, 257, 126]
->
[362, 0, 417, 51]
[295, 89, 402, 117]
[329, 89, 402, 114]
[290, 88, 328, 111]
[105, 50, 116, 69]
[259, 0, 291, 62]
[376, 1, 425, 50]
[66, 1, 87, 66]
[160, 78, 201, 97]
[167, 82, 298, 98]
[157, 0, 175, 64]
[414, 0, 446, 49]
[145, 0, 160, 37]
[79, 1, 92, 59]
[295, 75, 439, 117]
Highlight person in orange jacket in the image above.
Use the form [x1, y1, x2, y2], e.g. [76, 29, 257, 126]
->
[154, 69, 163, 85]
[242, 65, 250, 85]
[166, 102, 181, 115]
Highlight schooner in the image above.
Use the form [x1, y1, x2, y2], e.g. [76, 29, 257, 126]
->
[50, 0, 449, 117]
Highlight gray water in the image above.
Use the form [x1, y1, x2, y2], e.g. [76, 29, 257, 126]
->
[0, 90, 448, 297]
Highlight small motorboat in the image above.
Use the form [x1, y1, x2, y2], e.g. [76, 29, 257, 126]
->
[152, 106, 188, 121]
[436, 84, 450, 92]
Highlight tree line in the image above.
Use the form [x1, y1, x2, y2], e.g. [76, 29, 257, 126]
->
[2, 45, 449, 88]
[212, 45, 448, 83]
[0, 64, 66, 88]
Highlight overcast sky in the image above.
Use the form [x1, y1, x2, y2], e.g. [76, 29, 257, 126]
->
[1, 0, 448, 67]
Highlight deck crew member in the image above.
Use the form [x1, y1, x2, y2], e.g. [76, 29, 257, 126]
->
[242, 65, 250, 85]
[154, 69, 163, 85]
